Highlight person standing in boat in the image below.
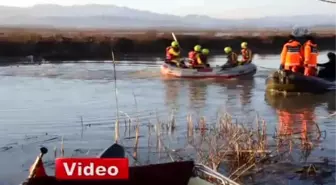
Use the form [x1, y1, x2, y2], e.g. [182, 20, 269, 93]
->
[239, 42, 253, 65]
[188, 45, 203, 68]
[222, 46, 238, 69]
[302, 34, 318, 76]
[279, 35, 303, 73]
[200, 48, 210, 67]
[165, 41, 182, 67]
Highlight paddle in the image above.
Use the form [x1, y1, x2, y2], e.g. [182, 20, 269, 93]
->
[28, 147, 48, 178]
[171, 32, 179, 47]
[110, 49, 125, 158]
[171, 32, 188, 66]
[171, 32, 184, 53]
[111, 50, 119, 123]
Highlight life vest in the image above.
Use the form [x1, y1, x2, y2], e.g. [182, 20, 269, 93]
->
[281, 40, 303, 70]
[188, 51, 199, 65]
[303, 40, 318, 67]
[166, 46, 179, 60]
[241, 48, 252, 63]
[227, 52, 238, 64]
[200, 54, 208, 64]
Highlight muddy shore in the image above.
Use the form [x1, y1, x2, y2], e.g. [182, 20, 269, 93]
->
[0, 28, 335, 62]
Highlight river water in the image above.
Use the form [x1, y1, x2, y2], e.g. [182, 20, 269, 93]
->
[0, 52, 335, 185]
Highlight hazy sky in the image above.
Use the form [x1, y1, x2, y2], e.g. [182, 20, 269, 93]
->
[0, 0, 335, 19]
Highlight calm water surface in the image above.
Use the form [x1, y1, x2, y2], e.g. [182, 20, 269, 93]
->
[0, 52, 335, 184]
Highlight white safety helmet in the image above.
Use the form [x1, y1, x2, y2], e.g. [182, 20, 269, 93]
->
[292, 25, 310, 37]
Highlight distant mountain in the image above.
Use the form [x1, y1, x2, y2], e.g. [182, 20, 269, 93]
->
[0, 4, 335, 29]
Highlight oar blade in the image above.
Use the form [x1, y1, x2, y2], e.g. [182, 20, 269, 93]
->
[171, 32, 177, 43]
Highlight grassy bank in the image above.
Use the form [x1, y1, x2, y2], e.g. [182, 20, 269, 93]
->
[0, 27, 335, 62]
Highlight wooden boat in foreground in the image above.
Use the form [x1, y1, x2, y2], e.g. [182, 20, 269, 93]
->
[21, 144, 240, 185]
[160, 62, 257, 79]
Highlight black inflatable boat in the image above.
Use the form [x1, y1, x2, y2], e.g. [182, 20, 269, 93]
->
[265, 70, 336, 95]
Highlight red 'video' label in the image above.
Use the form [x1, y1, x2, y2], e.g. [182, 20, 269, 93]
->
[55, 158, 129, 180]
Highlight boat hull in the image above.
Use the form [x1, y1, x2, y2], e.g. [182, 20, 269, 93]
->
[266, 70, 336, 95]
[22, 144, 240, 185]
[22, 161, 194, 185]
[160, 63, 257, 79]
[22, 161, 240, 185]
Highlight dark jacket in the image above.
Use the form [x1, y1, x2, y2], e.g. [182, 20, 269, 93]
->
[317, 52, 335, 79]
[318, 52, 335, 69]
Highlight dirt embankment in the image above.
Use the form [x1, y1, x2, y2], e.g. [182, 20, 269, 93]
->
[0, 28, 335, 62]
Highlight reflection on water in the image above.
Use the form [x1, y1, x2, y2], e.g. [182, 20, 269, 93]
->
[161, 77, 257, 118]
[239, 80, 255, 106]
[265, 92, 335, 159]
[326, 97, 336, 114]
[187, 80, 208, 111]
[220, 79, 255, 108]
[162, 78, 182, 111]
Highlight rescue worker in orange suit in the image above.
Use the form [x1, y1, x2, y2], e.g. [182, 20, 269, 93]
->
[239, 42, 253, 65]
[165, 41, 182, 67]
[200, 48, 210, 67]
[222, 47, 238, 69]
[280, 35, 303, 73]
[188, 45, 203, 68]
[302, 35, 319, 76]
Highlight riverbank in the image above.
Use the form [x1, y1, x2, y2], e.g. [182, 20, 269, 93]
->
[0, 27, 335, 62]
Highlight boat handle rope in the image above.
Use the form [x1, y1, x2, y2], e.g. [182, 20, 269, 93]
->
[193, 163, 240, 185]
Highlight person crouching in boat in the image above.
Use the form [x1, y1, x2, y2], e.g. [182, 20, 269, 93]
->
[200, 48, 210, 67]
[165, 41, 182, 67]
[239, 42, 253, 65]
[279, 35, 303, 73]
[302, 34, 318, 76]
[222, 47, 238, 69]
[188, 45, 203, 68]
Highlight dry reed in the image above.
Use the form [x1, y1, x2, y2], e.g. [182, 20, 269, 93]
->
[49, 107, 328, 185]
[180, 110, 325, 184]
[190, 112, 270, 178]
